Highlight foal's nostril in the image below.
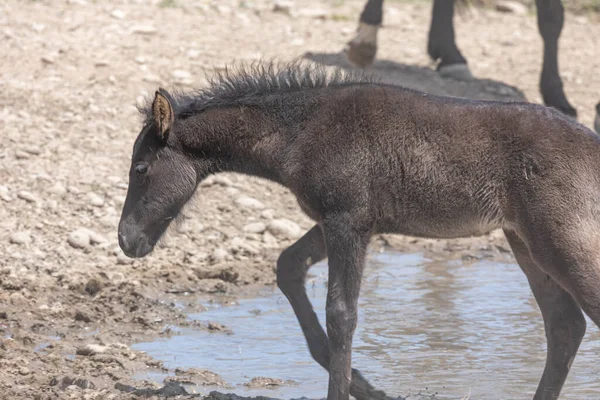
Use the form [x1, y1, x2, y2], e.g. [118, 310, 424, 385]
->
[118, 232, 129, 250]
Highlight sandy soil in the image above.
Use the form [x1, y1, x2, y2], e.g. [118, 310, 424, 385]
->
[0, 0, 598, 399]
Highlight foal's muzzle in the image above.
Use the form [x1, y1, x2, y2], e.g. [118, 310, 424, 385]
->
[118, 224, 153, 258]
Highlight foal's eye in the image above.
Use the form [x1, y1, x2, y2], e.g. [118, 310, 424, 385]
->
[135, 164, 148, 175]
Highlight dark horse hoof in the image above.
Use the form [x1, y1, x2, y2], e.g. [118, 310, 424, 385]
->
[350, 368, 397, 400]
[438, 63, 474, 82]
[595, 102, 600, 134]
[344, 22, 379, 69]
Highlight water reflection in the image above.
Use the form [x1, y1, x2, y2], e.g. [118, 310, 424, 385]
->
[133, 252, 600, 400]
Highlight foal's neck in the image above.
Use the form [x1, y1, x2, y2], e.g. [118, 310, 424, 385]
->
[181, 103, 295, 184]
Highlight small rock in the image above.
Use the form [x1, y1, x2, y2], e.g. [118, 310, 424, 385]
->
[267, 219, 302, 239]
[260, 209, 275, 219]
[207, 322, 228, 331]
[110, 9, 126, 19]
[262, 230, 278, 247]
[0, 185, 12, 202]
[74, 310, 92, 323]
[68, 228, 91, 249]
[273, 0, 293, 15]
[134, 56, 146, 64]
[116, 253, 134, 265]
[24, 146, 41, 155]
[76, 344, 108, 356]
[243, 222, 267, 233]
[84, 278, 103, 296]
[234, 196, 264, 210]
[244, 376, 296, 388]
[88, 231, 107, 245]
[297, 7, 330, 19]
[186, 49, 201, 59]
[10, 232, 32, 246]
[15, 150, 29, 160]
[88, 193, 105, 207]
[172, 69, 191, 80]
[496, 1, 528, 14]
[230, 237, 259, 255]
[209, 248, 229, 263]
[19, 367, 30, 376]
[214, 176, 233, 186]
[17, 191, 36, 203]
[131, 25, 157, 35]
[47, 183, 67, 196]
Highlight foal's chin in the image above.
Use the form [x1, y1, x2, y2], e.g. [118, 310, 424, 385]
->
[122, 238, 155, 259]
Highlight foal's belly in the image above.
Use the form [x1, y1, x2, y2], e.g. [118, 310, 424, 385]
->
[375, 204, 504, 239]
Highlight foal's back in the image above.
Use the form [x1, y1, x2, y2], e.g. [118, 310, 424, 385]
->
[290, 84, 600, 239]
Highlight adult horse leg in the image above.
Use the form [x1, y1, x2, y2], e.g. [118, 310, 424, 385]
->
[536, 0, 577, 117]
[504, 230, 586, 400]
[427, 0, 473, 81]
[345, 0, 382, 68]
[276, 224, 389, 400]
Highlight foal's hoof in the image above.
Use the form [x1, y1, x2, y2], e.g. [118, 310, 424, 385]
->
[350, 368, 394, 400]
[594, 102, 600, 134]
[438, 63, 474, 82]
[344, 22, 379, 69]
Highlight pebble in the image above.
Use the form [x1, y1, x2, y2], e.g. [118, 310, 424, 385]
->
[273, 0, 293, 15]
[68, 228, 91, 249]
[234, 196, 265, 210]
[210, 248, 229, 263]
[243, 222, 267, 233]
[110, 9, 126, 19]
[88, 231, 107, 245]
[116, 253, 133, 265]
[18, 367, 30, 376]
[0, 185, 12, 202]
[48, 182, 67, 196]
[17, 191, 36, 203]
[214, 176, 233, 186]
[15, 150, 30, 159]
[172, 69, 191, 79]
[267, 218, 302, 239]
[495, 1, 528, 15]
[262, 231, 278, 247]
[76, 344, 108, 356]
[10, 232, 32, 246]
[88, 193, 105, 207]
[131, 25, 157, 35]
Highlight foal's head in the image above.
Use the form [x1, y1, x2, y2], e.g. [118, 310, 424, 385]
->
[118, 89, 197, 258]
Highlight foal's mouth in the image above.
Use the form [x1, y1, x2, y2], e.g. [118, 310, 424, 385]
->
[118, 233, 155, 259]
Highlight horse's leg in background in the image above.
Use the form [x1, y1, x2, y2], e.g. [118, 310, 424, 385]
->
[504, 230, 586, 400]
[345, 0, 383, 68]
[536, 0, 577, 117]
[276, 225, 389, 400]
[427, 0, 473, 81]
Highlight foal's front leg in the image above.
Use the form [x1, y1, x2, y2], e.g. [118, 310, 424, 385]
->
[277, 225, 388, 400]
[323, 216, 371, 400]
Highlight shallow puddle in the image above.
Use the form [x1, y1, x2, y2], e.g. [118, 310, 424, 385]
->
[133, 252, 600, 399]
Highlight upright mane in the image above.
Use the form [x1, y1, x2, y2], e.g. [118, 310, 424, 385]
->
[138, 60, 378, 120]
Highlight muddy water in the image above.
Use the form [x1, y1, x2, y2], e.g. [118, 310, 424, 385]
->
[133, 252, 600, 399]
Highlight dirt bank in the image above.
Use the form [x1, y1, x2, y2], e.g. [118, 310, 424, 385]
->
[0, 0, 598, 399]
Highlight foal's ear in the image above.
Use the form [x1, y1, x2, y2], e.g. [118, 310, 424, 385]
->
[152, 88, 175, 142]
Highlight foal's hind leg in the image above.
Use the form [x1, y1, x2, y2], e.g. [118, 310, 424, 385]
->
[276, 224, 389, 400]
[345, 0, 382, 68]
[504, 230, 586, 400]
